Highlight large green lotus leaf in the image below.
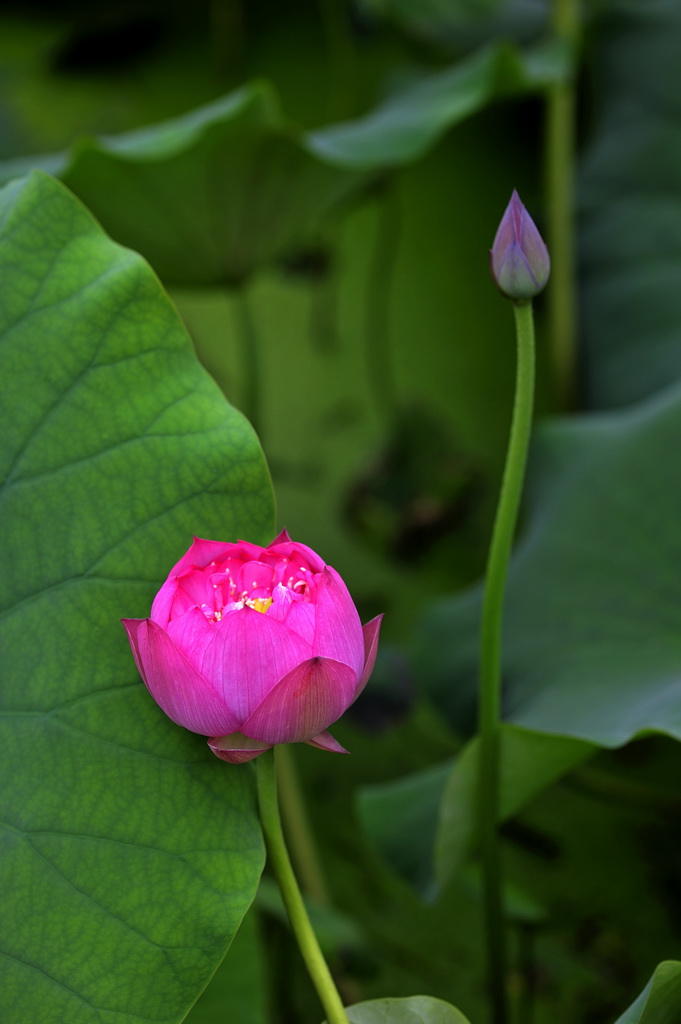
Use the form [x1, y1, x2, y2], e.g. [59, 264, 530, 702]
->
[433, 725, 593, 886]
[0, 42, 565, 287]
[417, 384, 681, 748]
[613, 961, 681, 1024]
[580, 1, 681, 408]
[183, 906, 266, 1024]
[358, 727, 592, 891]
[358, 0, 548, 54]
[309, 38, 569, 169]
[0, 84, 369, 287]
[326, 996, 472, 1024]
[357, 761, 451, 894]
[0, 172, 274, 1023]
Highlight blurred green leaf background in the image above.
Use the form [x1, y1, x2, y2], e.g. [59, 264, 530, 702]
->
[4, 1, 681, 1023]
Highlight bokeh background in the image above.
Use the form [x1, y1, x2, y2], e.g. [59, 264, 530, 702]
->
[4, 2, 681, 1022]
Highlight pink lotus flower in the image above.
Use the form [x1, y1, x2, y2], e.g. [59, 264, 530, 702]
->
[122, 531, 382, 763]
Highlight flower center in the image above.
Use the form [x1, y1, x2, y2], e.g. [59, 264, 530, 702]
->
[192, 555, 314, 624]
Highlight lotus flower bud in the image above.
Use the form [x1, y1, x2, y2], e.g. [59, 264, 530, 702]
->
[490, 190, 550, 302]
[123, 531, 382, 763]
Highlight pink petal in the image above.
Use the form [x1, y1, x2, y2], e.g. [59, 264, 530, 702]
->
[354, 614, 383, 698]
[166, 536, 238, 577]
[311, 568, 364, 677]
[269, 528, 292, 545]
[230, 539, 272, 562]
[195, 607, 313, 721]
[177, 567, 220, 608]
[149, 577, 180, 629]
[165, 605, 215, 663]
[152, 569, 216, 628]
[233, 559, 275, 598]
[208, 732, 272, 764]
[266, 583, 293, 623]
[242, 657, 357, 744]
[283, 599, 317, 645]
[121, 618, 239, 736]
[267, 538, 326, 573]
[306, 730, 349, 754]
[268, 585, 317, 645]
[121, 617, 147, 680]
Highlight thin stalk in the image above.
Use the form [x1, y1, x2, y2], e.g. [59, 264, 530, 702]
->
[276, 744, 330, 905]
[256, 748, 349, 1024]
[478, 301, 536, 1024]
[516, 925, 537, 1024]
[545, 0, 580, 409]
[233, 286, 262, 438]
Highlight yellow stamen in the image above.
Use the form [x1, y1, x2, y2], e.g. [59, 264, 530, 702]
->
[247, 597, 273, 614]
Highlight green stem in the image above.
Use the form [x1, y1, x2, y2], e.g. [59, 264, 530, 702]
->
[256, 748, 349, 1024]
[276, 744, 330, 905]
[545, 0, 580, 409]
[233, 286, 262, 438]
[478, 300, 536, 1024]
[516, 924, 538, 1024]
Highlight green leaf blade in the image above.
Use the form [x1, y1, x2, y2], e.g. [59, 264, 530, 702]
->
[309, 40, 569, 170]
[0, 171, 275, 1023]
[580, 2, 681, 407]
[419, 389, 681, 751]
[613, 961, 681, 1024]
[325, 996, 473, 1024]
[434, 726, 594, 887]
